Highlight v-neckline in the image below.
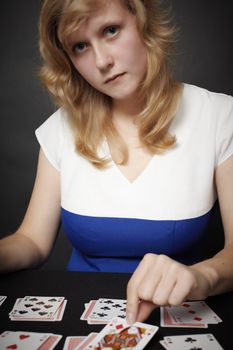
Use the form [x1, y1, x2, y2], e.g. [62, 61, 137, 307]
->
[101, 139, 155, 185]
[111, 155, 155, 185]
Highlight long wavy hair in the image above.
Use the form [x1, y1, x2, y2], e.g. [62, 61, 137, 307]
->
[38, 0, 182, 168]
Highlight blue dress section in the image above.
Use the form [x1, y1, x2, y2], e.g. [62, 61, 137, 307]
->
[61, 207, 213, 272]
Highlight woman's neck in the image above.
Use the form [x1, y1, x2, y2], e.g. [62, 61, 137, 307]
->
[112, 96, 143, 123]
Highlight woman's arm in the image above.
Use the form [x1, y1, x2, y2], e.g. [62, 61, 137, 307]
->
[192, 153, 233, 294]
[0, 148, 61, 273]
[126, 154, 233, 324]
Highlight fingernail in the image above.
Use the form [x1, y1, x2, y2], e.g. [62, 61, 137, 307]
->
[126, 312, 135, 325]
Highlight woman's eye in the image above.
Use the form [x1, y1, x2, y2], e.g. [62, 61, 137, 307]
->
[104, 26, 119, 36]
[72, 42, 87, 54]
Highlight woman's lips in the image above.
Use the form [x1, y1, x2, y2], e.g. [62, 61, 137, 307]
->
[105, 72, 126, 84]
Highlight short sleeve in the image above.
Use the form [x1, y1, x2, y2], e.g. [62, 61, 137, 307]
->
[35, 108, 66, 171]
[215, 93, 233, 166]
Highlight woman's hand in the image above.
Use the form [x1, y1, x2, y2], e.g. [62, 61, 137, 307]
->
[126, 253, 213, 324]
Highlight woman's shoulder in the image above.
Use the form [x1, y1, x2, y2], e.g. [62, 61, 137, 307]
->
[182, 83, 233, 107]
[173, 83, 233, 137]
[37, 107, 70, 129]
[35, 108, 74, 171]
[35, 107, 74, 141]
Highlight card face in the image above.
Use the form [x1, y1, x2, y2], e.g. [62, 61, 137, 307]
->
[80, 300, 109, 324]
[163, 333, 224, 350]
[0, 331, 50, 350]
[9, 296, 64, 319]
[88, 298, 126, 322]
[168, 301, 222, 325]
[85, 317, 158, 350]
[0, 331, 62, 350]
[160, 307, 207, 328]
[159, 339, 170, 350]
[9, 297, 66, 321]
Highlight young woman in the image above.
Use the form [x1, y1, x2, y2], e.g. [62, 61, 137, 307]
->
[0, 0, 233, 323]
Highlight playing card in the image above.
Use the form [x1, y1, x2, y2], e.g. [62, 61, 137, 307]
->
[74, 333, 98, 350]
[0, 331, 50, 350]
[80, 300, 108, 324]
[84, 317, 159, 350]
[9, 296, 64, 319]
[39, 334, 63, 350]
[87, 298, 126, 323]
[160, 307, 207, 328]
[9, 297, 66, 321]
[163, 333, 224, 350]
[80, 301, 97, 321]
[0, 296, 7, 306]
[168, 301, 222, 325]
[63, 336, 86, 350]
[159, 339, 170, 350]
[54, 299, 67, 321]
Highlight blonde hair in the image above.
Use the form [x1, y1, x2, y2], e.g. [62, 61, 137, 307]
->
[38, 0, 182, 167]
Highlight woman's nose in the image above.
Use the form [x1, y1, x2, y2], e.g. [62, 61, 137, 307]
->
[94, 44, 114, 71]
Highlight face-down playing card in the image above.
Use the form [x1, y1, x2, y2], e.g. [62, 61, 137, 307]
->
[85, 317, 159, 350]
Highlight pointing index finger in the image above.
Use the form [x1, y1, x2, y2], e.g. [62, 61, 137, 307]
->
[126, 275, 140, 325]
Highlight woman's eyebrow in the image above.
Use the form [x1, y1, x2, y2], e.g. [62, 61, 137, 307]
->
[65, 17, 122, 47]
[91, 18, 122, 36]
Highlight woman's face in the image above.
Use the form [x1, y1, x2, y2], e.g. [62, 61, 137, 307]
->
[65, 0, 148, 103]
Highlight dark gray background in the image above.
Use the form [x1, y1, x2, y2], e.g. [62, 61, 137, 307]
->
[0, 1, 233, 270]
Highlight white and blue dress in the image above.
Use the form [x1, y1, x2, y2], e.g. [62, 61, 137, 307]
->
[35, 84, 233, 272]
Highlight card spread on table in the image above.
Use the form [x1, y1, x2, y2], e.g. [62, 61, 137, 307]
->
[160, 301, 222, 328]
[81, 298, 126, 324]
[159, 333, 224, 350]
[3, 295, 224, 350]
[9, 296, 67, 321]
[0, 331, 62, 350]
[84, 317, 159, 350]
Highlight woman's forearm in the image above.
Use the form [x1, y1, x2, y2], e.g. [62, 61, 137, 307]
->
[0, 232, 44, 273]
[192, 242, 233, 296]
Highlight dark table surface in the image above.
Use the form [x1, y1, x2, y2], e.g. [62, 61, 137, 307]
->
[0, 270, 232, 349]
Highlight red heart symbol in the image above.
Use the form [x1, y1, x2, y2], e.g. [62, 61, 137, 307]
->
[6, 344, 17, 349]
[194, 316, 202, 321]
[19, 334, 30, 340]
[188, 310, 196, 314]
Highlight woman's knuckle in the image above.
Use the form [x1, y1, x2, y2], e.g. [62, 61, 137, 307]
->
[152, 294, 166, 305]
[143, 253, 155, 263]
[168, 295, 181, 306]
[138, 285, 151, 301]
